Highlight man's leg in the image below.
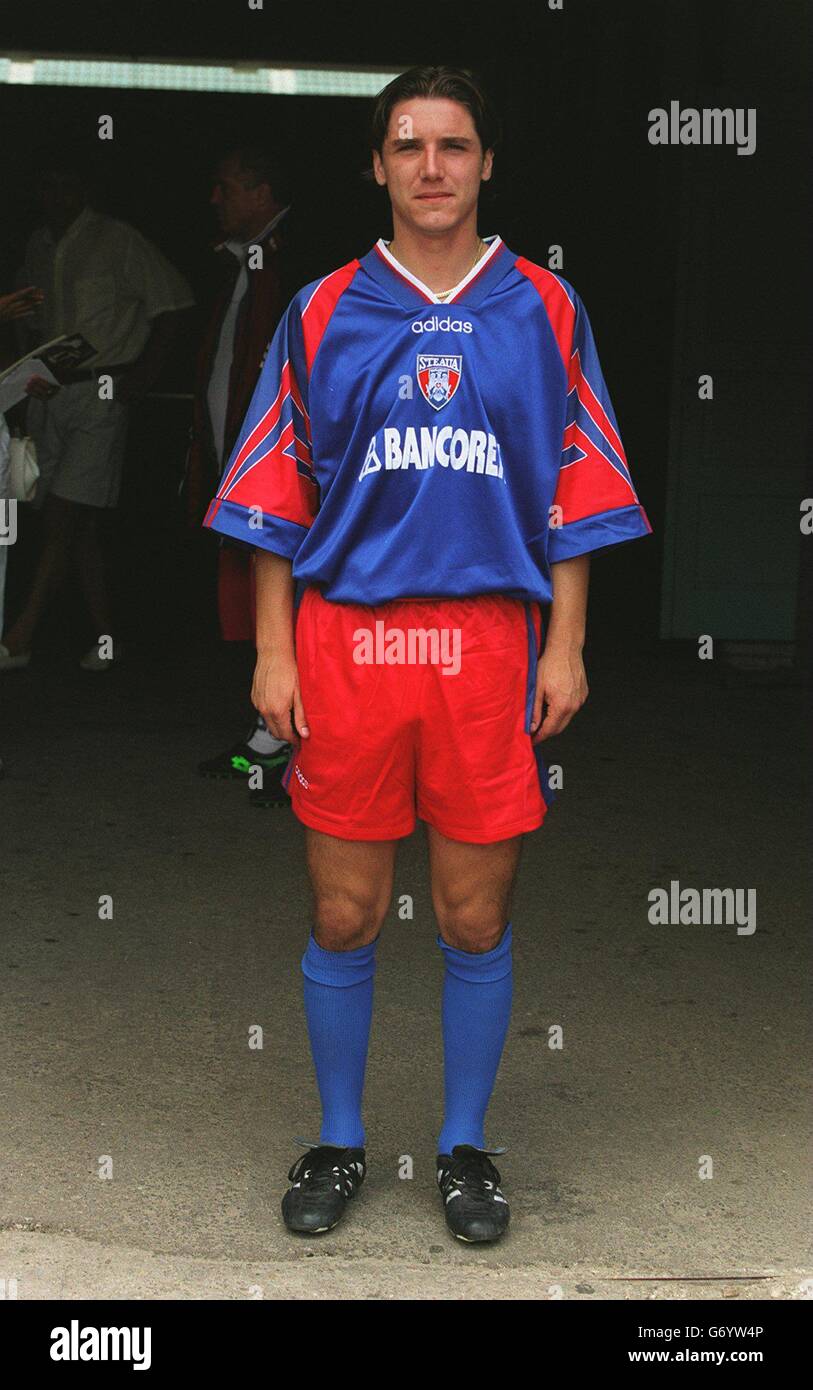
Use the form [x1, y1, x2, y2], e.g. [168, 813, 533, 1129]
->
[280, 587, 416, 1231]
[1, 495, 82, 654]
[200, 548, 290, 786]
[426, 825, 522, 1153]
[301, 827, 397, 1146]
[246, 712, 288, 757]
[74, 504, 113, 640]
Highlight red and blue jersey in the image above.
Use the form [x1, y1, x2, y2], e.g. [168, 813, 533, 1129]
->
[203, 236, 652, 604]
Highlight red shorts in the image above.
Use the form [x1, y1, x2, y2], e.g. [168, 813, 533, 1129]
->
[282, 587, 552, 844]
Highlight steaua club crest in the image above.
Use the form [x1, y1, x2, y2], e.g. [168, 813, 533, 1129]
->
[417, 354, 462, 411]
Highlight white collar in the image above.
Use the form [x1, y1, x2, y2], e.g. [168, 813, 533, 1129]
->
[45, 204, 97, 248]
[376, 234, 502, 304]
[220, 205, 291, 258]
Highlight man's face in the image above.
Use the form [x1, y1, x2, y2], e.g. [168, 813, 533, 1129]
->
[372, 97, 493, 237]
[38, 171, 86, 236]
[210, 156, 269, 240]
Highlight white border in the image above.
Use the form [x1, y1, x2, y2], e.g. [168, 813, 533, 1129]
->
[376, 235, 503, 304]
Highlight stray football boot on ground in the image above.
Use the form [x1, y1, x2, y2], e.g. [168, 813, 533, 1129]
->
[197, 740, 290, 780]
[436, 1144, 510, 1242]
[248, 752, 292, 808]
[281, 1140, 367, 1234]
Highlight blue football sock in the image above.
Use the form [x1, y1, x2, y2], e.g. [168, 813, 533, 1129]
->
[301, 932, 377, 1149]
[436, 922, 513, 1155]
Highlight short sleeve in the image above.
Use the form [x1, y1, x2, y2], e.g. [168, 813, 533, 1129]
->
[547, 292, 652, 563]
[120, 227, 195, 320]
[202, 298, 318, 560]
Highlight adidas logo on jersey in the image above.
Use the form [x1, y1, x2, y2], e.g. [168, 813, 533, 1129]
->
[411, 316, 473, 334]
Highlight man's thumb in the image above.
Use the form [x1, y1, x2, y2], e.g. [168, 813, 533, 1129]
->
[293, 686, 309, 738]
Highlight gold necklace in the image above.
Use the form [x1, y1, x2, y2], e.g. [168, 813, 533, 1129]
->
[435, 238, 487, 300]
[388, 236, 487, 301]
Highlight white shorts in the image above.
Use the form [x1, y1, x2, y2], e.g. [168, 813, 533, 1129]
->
[27, 380, 129, 509]
[0, 413, 9, 633]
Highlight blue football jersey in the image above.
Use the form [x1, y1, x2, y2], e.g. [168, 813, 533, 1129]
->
[203, 236, 652, 604]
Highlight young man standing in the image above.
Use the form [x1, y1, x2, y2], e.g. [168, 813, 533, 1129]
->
[204, 67, 652, 1242]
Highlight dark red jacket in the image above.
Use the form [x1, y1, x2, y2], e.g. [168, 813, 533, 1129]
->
[188, 219, 288, 506]
[187, 218, 290, 640]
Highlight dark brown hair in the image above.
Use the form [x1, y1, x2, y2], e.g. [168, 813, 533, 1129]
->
[217, 143, 291, 206]
[370, 66, 500, 158]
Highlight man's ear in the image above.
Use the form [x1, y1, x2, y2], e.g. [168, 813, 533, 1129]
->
[371, 149, 387, 188]
[481, 149, 494, 183]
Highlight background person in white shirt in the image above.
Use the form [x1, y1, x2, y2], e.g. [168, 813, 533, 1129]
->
[0, 157, 194, 671]
[0, 285, 45, 766]
[0, 286, 45, 638]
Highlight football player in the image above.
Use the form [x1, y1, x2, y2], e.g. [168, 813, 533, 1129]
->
[204, 65, 652, 1241]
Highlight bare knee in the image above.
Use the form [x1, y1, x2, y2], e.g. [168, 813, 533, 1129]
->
[434, 896, 510, 953]
[312, 891, 387, 951]
[305, 829, 395, 952]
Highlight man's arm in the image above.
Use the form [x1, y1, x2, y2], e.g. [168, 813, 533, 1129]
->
[251, 550, 309, 744]
[531, 553, 590, 742]
[116, 308, 192, 402]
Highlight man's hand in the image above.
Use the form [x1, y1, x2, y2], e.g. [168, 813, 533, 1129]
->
[0, 286, 43, 323]
[530, 641, 588, 743]
[25, 374, 60, 400]
[251, 649, 309, 744]
[114, 308, 187, 407]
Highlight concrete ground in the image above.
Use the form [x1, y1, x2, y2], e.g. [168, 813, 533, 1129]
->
[0, 628, 809, 1301]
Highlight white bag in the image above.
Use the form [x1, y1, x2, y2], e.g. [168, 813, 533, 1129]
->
[9, 434, 39, 502]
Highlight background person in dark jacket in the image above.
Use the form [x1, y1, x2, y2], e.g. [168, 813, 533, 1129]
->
[187, 145, 298, 807]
